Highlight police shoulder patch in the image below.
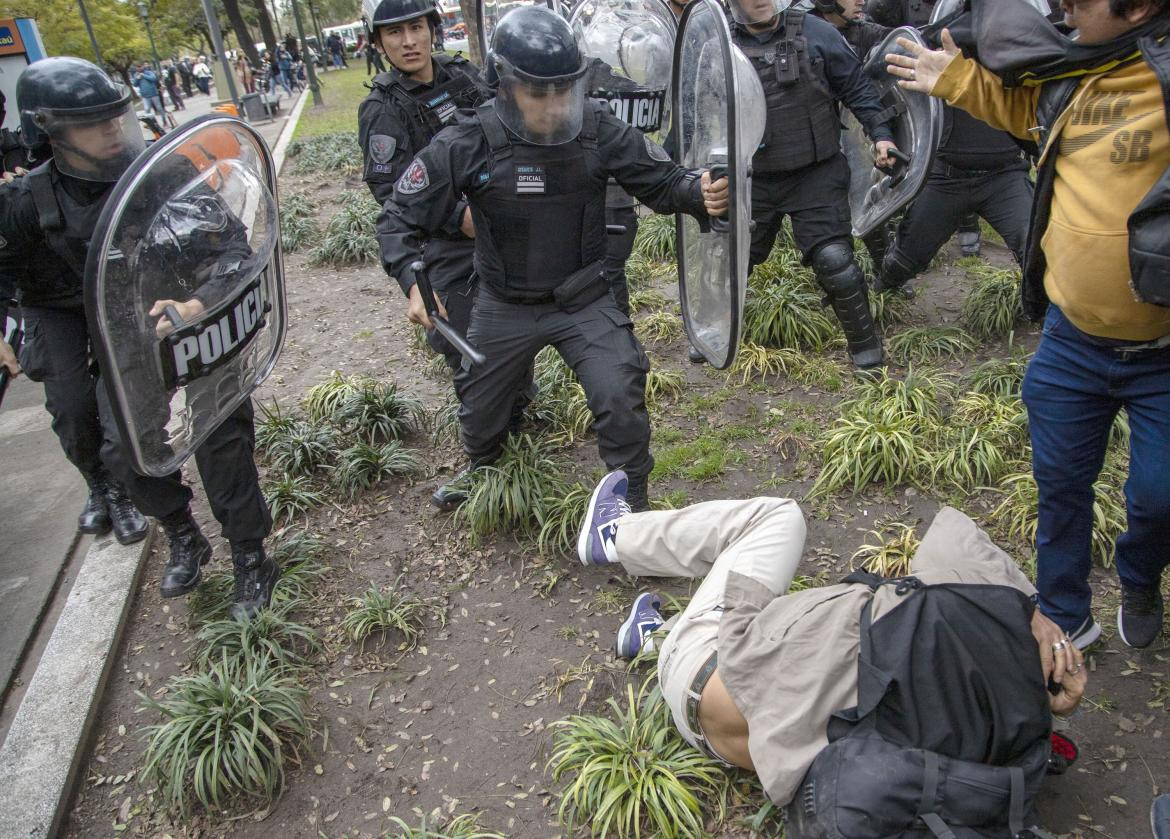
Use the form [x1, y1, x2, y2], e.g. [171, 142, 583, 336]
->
[369, 133, 397, 164]
[397, 159, 430, 194]
[644, 134, 671, 163]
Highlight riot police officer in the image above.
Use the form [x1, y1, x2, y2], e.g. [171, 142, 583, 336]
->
[866, 0, 1033, 294]
[865, 0, 984, 257]
[0, 58, 278, 621]
[359, 0, 492, 372]
[378, 6, 728, 512]
[728, 0, 898, 369]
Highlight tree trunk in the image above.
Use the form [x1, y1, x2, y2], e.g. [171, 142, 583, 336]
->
[249, 0, 279, 55]
[460, 0, 481, 67]
[221, 0, 262, 66]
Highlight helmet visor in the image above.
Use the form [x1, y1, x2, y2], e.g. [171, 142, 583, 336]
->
[728, 0, 790, 25]
[42, 99, 146, 182]
[493, 55, 588, 145]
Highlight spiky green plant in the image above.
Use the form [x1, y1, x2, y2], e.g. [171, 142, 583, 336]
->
[628, 285, 672, 313]
[537, 481, 593, 558]
[279, 193, 319, 252]
[258, 418, 338, 477]
[843, 366, 951, 425]
[268, 527, 326, 565]
[454, 434, 570, 539]
[193, 601, 322, 670]
[625, 253, 675, 291]
[809, 406, 931, 499]
[340, 579, 445, 650]
[331, 440, 421, 501]
[138, 654, 312, 814]
[264, 474, 325, 524]
[965, 354, 1031, 401]
[962, 265, 1022, 340]
[307, 190, 380, 266]
[726, 342, 791, 384]
[645, 363, 685, 407]
[636, 310, 683, 344]
[632, 213, 677, 261]
[851, 524, 921, 578]
[749, 236, 809, 287]
[528, 351, 595, 443]
[430, 392, 461, 448]
[256, 401, 298, 454]
[870, 289, 914, 328]
[887, 326, 977, 365]
[549, 681, 729, 839]
[286, 132, 362, 175]
[743, 281, 839, 351]
[386, 812, 506, 839]
[186, 571, 235, 625]
[305, 372, 423, 442]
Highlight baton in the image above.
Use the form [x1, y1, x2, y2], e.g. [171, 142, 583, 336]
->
[410, 260, 486, 367]
[606, 224, 628, 235]
[707, 163, 730, 234]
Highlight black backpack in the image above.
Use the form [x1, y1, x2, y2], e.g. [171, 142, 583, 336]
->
[787, 573, 1054, 839]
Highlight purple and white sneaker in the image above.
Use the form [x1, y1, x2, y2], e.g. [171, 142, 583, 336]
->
[616, 592, 664, 659]
[577, 469, 632, 566]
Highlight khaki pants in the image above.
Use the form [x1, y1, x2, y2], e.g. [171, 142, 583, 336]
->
[615, 498, 806, 756]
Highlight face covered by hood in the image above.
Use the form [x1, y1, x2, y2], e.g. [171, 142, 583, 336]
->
[927, 0, 1170, 86]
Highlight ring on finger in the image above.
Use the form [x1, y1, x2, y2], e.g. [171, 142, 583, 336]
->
[1052, 640, 1067, 651]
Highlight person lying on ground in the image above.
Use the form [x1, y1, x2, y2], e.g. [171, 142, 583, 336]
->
[576, 471, 1086, 812]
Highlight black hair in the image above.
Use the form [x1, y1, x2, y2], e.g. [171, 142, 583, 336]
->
[1108, 0, 1170, 17]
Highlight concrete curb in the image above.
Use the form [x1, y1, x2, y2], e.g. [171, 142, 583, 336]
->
[0, 527, 154, 839]
[272, 87, 310, 176]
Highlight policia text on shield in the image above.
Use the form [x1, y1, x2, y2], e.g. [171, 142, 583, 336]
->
[0, 58, 282, 622]
[378, 6, 728, 514]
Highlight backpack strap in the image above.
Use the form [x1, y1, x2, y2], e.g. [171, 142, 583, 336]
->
[841, 568, 883, 589]
[1008, 766, 1026, 837]
[27, 165, 63, 232]
[478, 104, 513, 161]
[917, 752, 957, 838]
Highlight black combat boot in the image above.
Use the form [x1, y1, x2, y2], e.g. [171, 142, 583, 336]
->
[229, 544, 280, 621]
[626, 473, 650, 513]
[78, 475, 111, 535]
[159, 508, 212, 598]
[431, 465, 486, 511]
[105, 482, 149, 545]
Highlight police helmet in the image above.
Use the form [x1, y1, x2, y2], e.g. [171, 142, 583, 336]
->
[365, 0, 442, 39]
[728, 0, 792, 25]
[16, 57, 145, 182]
[489, 6, 590, 145]
[811, 0, 846, 13]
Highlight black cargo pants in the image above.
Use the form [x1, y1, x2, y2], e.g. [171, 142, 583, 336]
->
[455, 286, 654, 480]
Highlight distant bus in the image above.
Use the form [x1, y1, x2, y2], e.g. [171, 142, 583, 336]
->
[322, 21, 365, 47]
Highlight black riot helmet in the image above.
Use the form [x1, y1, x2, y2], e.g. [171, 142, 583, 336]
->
[489, 6, 590, 145]
[16, 57, 145, 182]
[364, 0, 442, 39]
[811, 0, 846, 13]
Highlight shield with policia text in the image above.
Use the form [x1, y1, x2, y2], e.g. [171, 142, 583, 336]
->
[569, 0, 677, 144]
[841, 26, 942, 237]
[85, 115, 286, 478]
[672, 0, 766, 369]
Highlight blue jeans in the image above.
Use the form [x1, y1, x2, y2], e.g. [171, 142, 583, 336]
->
[1022, 305, 1170, 632]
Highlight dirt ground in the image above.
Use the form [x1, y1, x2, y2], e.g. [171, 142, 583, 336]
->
[61, 164, 1167, 839]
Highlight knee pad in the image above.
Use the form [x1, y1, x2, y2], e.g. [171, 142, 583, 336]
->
[811, 241, 864, 296]
[877, 249, 921, 293]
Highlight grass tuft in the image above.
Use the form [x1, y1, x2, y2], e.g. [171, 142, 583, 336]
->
[965, 354, 1030, 401]
[308, 190, 380, 266]
[340, 578, 446, 650]
[887, 326, 977, 365]
[286, 132, 362, 175]
[193, 601, 322, 671]
[632, 213, 677, 261]
[386, 811, 506, 839]
[962, 264, 1022, 341]
[851, 523, 921, 578]
[279, 192, 319, 252]
[743, 280, 839, 351]
[538, 481, 594, 558]
[331, 440, 421, 501]
[455, 434, 571, 540]
[264, 475, 325, 525]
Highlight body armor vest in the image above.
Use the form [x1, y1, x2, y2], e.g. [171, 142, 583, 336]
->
[374, 55, 486, 152]
[469, 103, 608, 301]
[937, 107, 1025, 171]
[28, 163, 111, 282]
[738, 10, 842, 173]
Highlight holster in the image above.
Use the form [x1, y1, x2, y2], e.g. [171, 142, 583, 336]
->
[552, 259, 609, 313]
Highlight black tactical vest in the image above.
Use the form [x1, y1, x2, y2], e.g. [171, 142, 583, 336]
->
[469, 103, 608, 301]
[937, 106, 1026, 172]
[27, 162, 111, 281]
[738, 10, 842, 173]
[374, 54, 487, 151]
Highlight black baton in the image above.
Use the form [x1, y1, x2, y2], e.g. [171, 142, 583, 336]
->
[410, 260, 486, 367]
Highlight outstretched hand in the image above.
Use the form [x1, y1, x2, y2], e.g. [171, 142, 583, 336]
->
[886, 28, 961, 94]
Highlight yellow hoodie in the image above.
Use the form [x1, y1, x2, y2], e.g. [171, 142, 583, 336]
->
[932, 54, 1170, 341]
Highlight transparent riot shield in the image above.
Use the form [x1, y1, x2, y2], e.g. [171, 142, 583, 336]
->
[928, 0, 1051, 25]
[843, 26, 941, 238]
[477, 0, 543, 59]
[86, 114, 286, 478]
[672, 0, 766, 369]
[570, 0, 677, 142]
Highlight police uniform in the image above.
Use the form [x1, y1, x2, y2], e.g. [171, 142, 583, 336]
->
[867, 0, 1033, 291]
[732, 8, 893, 367]
[0, 162, 273, 550]
[358, 53, 491, 369]
[378, 99, 710, 504]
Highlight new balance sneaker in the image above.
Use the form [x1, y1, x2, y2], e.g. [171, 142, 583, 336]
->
[1152, 794, 1170, 839]
[1068, 614, 1102, 650]
[577, 469, 631, 566]
[616, 592, 664, 659]
[1118, 584, 1164, 649]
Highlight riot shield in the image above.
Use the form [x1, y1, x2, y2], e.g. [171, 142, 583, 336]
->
[928, 0, 1051, 26]
[570, 0, 677, 142]
[842, 26, 941, 238]
[476, 0, 552, 59]
[85, 114, 286, 478]
[672, 0, 765, 369]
